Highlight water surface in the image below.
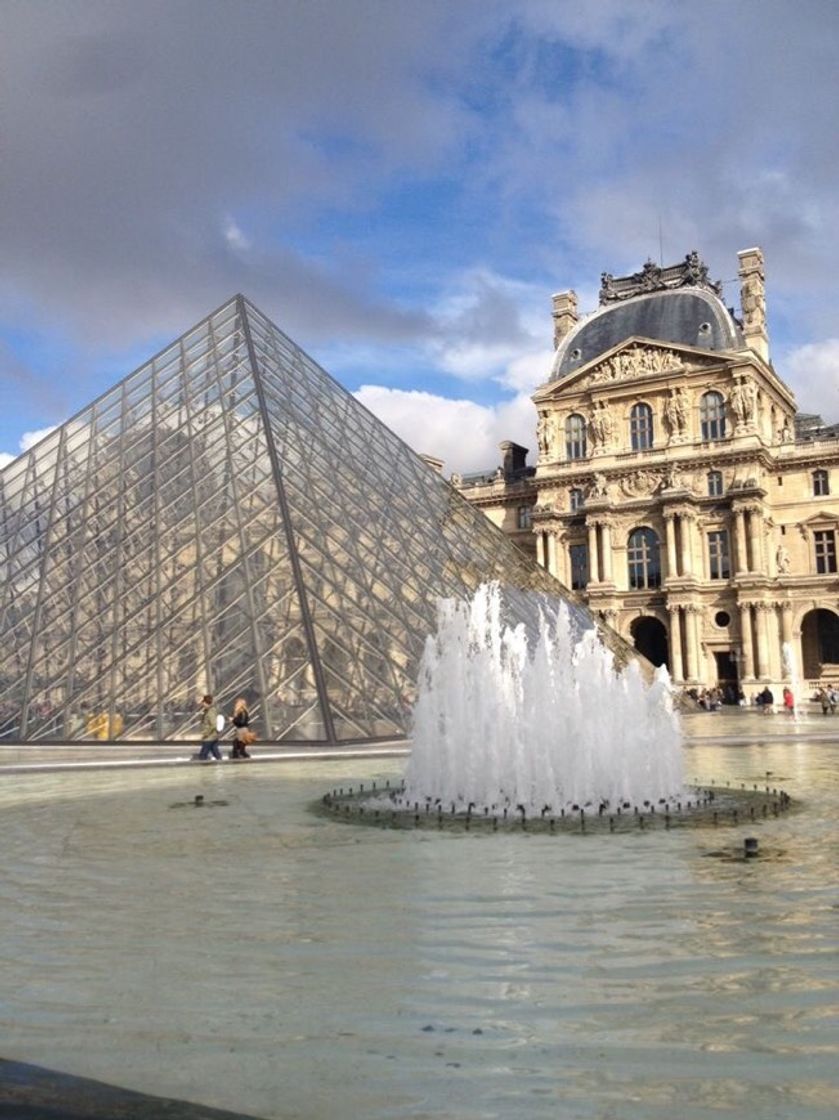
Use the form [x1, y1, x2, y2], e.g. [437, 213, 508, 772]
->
[0, 720, 837, 1119]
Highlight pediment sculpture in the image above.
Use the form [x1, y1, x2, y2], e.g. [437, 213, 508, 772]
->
[580, 344, 692, 388]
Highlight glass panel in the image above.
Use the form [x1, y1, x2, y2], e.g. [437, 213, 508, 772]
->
[0, 296, 635, 745]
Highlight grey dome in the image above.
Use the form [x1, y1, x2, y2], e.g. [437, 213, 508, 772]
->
[552, 288, 744, 380]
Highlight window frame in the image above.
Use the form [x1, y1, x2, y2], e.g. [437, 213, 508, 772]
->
[569, 542, 588, 590]
[629, 401, 654, 451]
[700, 391, 726, 441]
[565, 413, 588, 461]
[813, 469, 830, 497]
[569, 487, 584, 512]
[516, 504, 533, 530]
[627, 526, 662, 590]
[707, 529, 731, 580]
[707, 470, 723, 497]
[814, 528, 837, 574]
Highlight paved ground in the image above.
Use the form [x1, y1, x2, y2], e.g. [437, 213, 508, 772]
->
[0, 704, 836, 775]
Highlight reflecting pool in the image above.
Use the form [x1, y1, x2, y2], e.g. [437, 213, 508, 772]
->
[0, 717, 837, 1119]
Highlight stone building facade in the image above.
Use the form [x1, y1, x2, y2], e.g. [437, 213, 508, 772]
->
[455, 248, 839, 695]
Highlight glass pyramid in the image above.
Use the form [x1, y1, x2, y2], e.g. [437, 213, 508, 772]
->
[0, 296, 622, 744]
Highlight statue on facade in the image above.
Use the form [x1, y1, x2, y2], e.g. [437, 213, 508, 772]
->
[741, 273, 766, 334]
[664, 386, 689, 438]
[775, 544, 791, 574]
[589, 400, 614, 448]
[536, 410, 550, 457]
[663, 463, 683, 490]
[589, 472, 610, 499]
[728, 377, 756, 427]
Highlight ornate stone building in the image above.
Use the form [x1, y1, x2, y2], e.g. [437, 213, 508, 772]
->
[456, 248, 839, 695]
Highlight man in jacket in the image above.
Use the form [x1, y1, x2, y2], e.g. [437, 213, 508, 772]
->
[197, 694, 222, 760]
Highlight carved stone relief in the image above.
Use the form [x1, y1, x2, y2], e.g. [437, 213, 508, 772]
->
[619, 469, 662, 498]
[588, 472, 611, 500]
[581, 344, 689, 388]
[741, 274, 766, 335]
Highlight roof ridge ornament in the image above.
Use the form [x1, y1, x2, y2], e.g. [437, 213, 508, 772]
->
[599, 251, 723, 306]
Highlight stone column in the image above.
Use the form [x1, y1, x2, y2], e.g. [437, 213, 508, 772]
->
[781, 602, 793, 646]
[739, 602, 755, 680]
[553, 534, 567, 585]
[600, 521, 613, 583]
[755, 602, 771, 678]
[734, 509, 748, 574]
[536, 532, 545, 568]
[546, 532, 557, 580]
[747, 507, 764, 573]
[668, 606, 684, 682]
[684, 605, 701, 681]
[587, 522, 599, 583]
[766, 602, 782, 682]
[679, 513, 694, 577]
[664, 512, 678, 580]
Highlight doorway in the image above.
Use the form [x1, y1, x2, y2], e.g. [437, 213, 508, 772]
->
[714, 650, 739, 703]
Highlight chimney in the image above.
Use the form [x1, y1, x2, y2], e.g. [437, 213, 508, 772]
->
[737, 248, 769, 362]
[551, 290, 578, 349]
[500, 441, 528, 477]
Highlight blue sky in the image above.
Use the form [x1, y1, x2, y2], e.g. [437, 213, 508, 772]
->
[2, 0, 839, 472]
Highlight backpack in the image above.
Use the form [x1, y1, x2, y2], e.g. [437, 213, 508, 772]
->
[216, 713, 226, 733]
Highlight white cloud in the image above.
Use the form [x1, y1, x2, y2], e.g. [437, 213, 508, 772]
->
[784, 340, 839, 422]
[354, 384, 538, 475]
[500, 349, 555, 393]
[223, 218, 251, 253]
[20, 426, 57, 451]
[429, 268, 553, 390]
[0, 425, 57, 466]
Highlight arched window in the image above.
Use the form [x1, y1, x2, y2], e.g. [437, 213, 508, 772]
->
[627, 527, 661, 589]
[813, 469, 830, 497]
[630, 402, 654, 451]
[565, 414, 587, 460]
[569, 487, 584, 512]
[700, 391, 726, 441]
[707, 470, 723, 497]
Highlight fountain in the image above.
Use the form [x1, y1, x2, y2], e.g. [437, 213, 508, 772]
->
[320, 584, 791, 831]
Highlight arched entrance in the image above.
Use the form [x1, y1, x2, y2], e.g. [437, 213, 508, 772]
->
[630, 616, 669, 669]
[800, 608, 839, 678]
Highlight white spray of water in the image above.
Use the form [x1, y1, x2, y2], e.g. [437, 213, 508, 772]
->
[403, 584, 684, 814]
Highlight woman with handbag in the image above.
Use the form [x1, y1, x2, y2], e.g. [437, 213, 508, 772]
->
[230, 698, 253, 759]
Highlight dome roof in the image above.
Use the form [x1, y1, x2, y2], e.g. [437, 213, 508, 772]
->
[551, 286, 745, 381]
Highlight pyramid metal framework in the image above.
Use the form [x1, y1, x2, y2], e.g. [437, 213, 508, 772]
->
[0, 296, 620, 744]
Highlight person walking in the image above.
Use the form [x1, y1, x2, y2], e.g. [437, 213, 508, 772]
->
[782, 686, 795, 715]
[197, 694, 222, 761]
[230, 697, 252, 759]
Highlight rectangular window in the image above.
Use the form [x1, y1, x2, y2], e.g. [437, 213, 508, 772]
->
[708, 530, 730, 580]
[569, 543, 588, 590]
[814, 470, 829, 496]
[707, 471, 723, 497]
[517, 505, 532, 530]
[815, 529, 837, 574]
